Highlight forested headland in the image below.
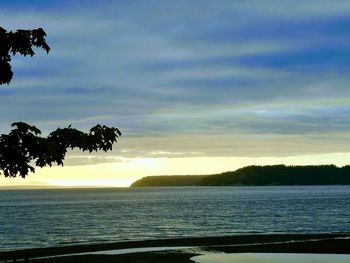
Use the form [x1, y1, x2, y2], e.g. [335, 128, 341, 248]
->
[131, 175, 207, 187]
[130, 165, 350, 187]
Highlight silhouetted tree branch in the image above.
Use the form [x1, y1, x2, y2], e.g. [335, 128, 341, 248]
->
[0, 27, 50, 85]
[0, 27, 121, 178]
[0, 122, 121, 178]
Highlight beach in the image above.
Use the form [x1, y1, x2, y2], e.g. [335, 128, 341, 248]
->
[1, 233, 349, 263]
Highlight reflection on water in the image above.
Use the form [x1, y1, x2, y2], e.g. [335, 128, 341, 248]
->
[38, 246, 194, 259]
[191, 253, 350, 263]
[1, 186, 350, 250]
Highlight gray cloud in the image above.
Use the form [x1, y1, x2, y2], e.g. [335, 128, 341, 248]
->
[1, 1, 350, 163]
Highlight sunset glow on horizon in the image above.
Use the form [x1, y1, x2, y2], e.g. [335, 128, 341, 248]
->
[2, 153, 350, 187]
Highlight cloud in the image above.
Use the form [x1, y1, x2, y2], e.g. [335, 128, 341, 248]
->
[1, 1, 350, 164]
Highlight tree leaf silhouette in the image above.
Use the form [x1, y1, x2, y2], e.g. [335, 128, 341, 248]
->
[0, 27, 121, 178]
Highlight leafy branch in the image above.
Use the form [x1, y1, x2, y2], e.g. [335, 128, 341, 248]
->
[0, 27, 121, 178]
[0, 122, 121, 178]
[0, 27, 50, 85]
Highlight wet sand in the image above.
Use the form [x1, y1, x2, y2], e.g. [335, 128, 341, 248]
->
[192, 253, 350, 263]
[1, 233, 349, 263]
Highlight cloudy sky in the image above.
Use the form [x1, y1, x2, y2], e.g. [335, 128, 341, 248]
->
[1, 0, 350, 187]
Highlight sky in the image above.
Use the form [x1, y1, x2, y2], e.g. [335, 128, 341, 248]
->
[1, 0, 350, 187]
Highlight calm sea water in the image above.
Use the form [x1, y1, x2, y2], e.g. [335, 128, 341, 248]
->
[0, 186, 350, 251]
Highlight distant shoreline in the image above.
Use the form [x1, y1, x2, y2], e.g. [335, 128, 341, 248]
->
[131, 164, 350, 187]
[1, 233, 349, 263]
[2, 185, 350, 191]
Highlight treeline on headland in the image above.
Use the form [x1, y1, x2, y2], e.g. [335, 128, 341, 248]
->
[130, 165, 350, 187]
[131, 175, 207, 187]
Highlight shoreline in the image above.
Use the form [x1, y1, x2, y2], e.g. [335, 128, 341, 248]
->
[1, 233, 350, 262]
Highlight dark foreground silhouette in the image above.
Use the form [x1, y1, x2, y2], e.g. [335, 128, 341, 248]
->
[0, 27, 120, 178]
[131, 164, 350, 186]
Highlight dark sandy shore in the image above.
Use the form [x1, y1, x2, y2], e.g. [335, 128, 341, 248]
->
[1, 233, 349, 263]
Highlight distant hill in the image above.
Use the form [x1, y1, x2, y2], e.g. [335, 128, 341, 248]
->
[131, 175, 207, 187]
[131, 165, 350, 187]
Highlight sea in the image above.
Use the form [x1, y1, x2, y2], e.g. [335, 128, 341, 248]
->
[0, 185, 350, 251]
